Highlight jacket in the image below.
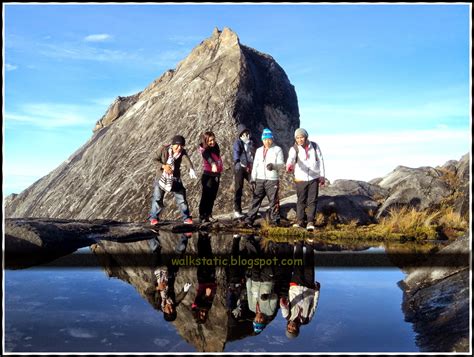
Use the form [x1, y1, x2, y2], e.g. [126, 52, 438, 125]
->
[152, 144, 194, 180]
[280, 283, 320, 323]
[286, 142, 321, 182]
[251, 144, 285, 181]
[198, 144, 223, 176]
[246, 279, 278, 317]
[233, 124, 255, 169]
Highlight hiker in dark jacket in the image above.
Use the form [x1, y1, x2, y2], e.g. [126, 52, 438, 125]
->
[149, 135, 197, 225]
[233, 124, 256, 219]
[198, 131, 223, 223]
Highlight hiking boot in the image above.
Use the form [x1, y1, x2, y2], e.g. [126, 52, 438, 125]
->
[183, 218, 193, 224]
[150, 218, 159, 226]
[306, 223, 315, 231]
[292, 223, 302, 228]
[208, 216, 217, 223]
[234, 211, 245, 219]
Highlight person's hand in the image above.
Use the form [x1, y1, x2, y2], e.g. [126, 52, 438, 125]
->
[250, 181, 256, 192]
[319, 177, 325, 187]
[286, 164, 294, 173]
[189, 169, 197, 179]
[163, 164, 173, 174]
[211, 163, 218, 173]
[280, 297, 289, 307]
[266, 163, 274, 171]
[184, 282, 192, 292]
[232, 306, 242, 318]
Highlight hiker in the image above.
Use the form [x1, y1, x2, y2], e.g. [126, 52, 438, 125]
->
[280, 241, 321, 339]
[286, 128, 325, 231]
[149, 135, 197, 225]
[198, 131, 223, 223]
[245, 235, 279, 335]
[233, 124, 255, 219]
[191, 232, 217, 324]
[244, 128, 284, 227]
[149, 233, 192, 322]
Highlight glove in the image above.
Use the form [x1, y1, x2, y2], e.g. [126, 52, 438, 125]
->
[189, 169, 197, 179]
[184, 282, 192, 292]
[250, 181, 256, 192]
[266, 163, 274, 171]
[231, 306, 242, 318]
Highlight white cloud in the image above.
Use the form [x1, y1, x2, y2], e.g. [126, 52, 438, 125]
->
[84, 33, 112, 42]
[4, 103, 93, 128]
[5, 63, 18, 71]
[311, 128, 470, 182]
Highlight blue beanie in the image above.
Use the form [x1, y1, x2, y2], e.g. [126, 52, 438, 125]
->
[253, 321, 266, 334]
[261, 128, 273, 141]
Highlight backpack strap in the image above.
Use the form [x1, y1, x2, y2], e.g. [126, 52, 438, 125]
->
[294, 141, 318, 162]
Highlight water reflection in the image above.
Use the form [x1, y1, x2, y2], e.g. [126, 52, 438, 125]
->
[6, 231, 431, 352]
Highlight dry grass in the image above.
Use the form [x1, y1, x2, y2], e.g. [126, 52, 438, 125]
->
[255, 206, 468, 242]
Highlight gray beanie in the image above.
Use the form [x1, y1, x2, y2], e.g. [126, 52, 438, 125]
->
[294, 128, 308, 139]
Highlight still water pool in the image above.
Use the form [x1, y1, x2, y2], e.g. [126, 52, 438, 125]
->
[4, 235, 419, 353]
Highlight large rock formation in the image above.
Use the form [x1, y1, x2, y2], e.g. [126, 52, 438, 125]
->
[5, 27, 299, 222]
[399, 234, 470, 352]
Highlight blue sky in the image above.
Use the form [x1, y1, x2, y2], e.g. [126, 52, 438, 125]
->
[3, 3, 471, 196]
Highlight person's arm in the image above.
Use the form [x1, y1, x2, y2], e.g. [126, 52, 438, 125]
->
[286, 147, 297, 172]
[233, 140, 242, 165]
[251, 148, 260, 182]
[182, 151, 197, 178]
[308, 282, 321, 320]
[153, 147, 165, 172]
[275, 146, 285, 170]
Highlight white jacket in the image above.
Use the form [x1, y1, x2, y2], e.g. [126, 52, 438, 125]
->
[280, 284, 320, 322]
[251, 145, 285, 181]
[286, 142, 322, 182]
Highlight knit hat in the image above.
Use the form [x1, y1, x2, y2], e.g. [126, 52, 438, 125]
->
[286, 329, 299, 339]
[261, 128, 273, 141]
[253, 321, 266, 334]
[294, 128, 308, 139]
[171, 135, 185, 146]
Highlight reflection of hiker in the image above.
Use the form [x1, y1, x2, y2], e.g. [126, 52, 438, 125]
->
[233, 124, 256, 219]
[149, 135, 197, 226]
[280, 242, 321, 339]
[149, 233, 192, 322]
[192, 233, 217, 324]
[245, 236, 278, 335]
[286, 128, 325, 231]
[198, 131, 223, 223]
[226, 235, 252, 322]
[245, 128, 284, 227]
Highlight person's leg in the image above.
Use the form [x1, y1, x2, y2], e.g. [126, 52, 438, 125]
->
[199, 174, 212, 220]
[234, 166, 245, 214]
[265, 180, 281, 224]
[173, 183, 191, 221]
[295, 181, 309, 226]
[150, 179, 165, 219]
[245, 180, 266, 223]
[307, 179, 320, 225]
[208, 175, 220, 217]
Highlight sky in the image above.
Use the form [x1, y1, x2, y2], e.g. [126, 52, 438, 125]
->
[3, 3, 472, 196]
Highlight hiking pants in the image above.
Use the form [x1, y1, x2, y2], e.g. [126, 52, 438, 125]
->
[199, 173, 220, 219]
[246, 179, 280, 224]
[295, 178, 319, 225]
[291, 242, 316, 289]
[234, 165, 251, 213]
[149, 179, 191, 221]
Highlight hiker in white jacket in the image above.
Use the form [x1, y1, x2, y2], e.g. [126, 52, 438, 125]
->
[280, 242, 321, 339]
[286, 128, 325, 231]
[245, 128, 285, 226]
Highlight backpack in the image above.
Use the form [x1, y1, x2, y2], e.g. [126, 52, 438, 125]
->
[294, 141, 319, 163]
